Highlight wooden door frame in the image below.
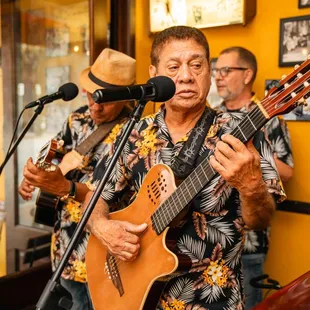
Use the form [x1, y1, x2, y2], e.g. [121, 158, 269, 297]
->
[89, 0, 109, 64]
[110, 0, 136, 57]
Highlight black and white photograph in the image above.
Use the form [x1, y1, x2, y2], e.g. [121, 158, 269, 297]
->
[298, 0, 310, 8]
[279, 15, 310, 67]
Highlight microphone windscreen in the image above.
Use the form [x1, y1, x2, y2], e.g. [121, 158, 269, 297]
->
[59, 82, 79, 101]
[147, 76, 176, 102]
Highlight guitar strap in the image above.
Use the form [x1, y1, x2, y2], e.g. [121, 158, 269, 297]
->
[171, 107, 216, 181]
[74, 105, 132, 156]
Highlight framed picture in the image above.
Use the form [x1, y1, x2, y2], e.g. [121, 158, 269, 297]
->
[299, 0, 310, 8]
[279, 15, 310, 67]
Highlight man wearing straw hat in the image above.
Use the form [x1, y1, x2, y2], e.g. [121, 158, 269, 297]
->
[18, 48, 136, 309]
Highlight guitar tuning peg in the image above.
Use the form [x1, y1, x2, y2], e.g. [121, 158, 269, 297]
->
[294, 64, 300, 70]
[281, 75, 287, 80]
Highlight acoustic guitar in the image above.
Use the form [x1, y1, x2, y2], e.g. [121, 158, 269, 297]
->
[34, 107, 132, 227]
[86, 58, 310, 309]
[34, 140, 84, 226]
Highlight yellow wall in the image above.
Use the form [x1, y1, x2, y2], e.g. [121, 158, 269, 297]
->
[136, 0, 310, 286]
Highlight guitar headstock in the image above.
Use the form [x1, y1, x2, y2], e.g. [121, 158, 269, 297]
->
[263, 56, 310, 119]
[36, 139, 65, 171]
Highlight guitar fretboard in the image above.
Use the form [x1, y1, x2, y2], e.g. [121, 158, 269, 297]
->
[151, 106, 267, 235]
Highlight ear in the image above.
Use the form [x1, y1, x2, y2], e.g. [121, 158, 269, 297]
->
[244, 69, 254, 85]
[149, 65, 157, 78]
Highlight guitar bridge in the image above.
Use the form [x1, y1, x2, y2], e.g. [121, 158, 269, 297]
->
[105, 253, 124, 297]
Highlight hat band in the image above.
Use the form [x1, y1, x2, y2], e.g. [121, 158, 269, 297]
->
[88, 71, 122, 88]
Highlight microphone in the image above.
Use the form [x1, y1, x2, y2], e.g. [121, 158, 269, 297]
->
[92, 76, 176, 103]
[25, 82, 79, 109]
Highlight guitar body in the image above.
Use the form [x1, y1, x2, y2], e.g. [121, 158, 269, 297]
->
[34, 139, 65, 227]
[34, 140, 85, 227]
[35, 191, 60, 226]
[86, 164, 192, 310]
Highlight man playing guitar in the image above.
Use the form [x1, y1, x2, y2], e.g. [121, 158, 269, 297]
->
[18, 48, 136, 310]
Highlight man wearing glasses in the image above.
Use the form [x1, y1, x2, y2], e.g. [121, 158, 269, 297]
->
[214, 46, 294, 310]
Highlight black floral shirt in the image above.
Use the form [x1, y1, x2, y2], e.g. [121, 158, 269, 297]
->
[219, 94, 293, 255]
[91, 105, 285, 309]
[51, 105, 125, 282]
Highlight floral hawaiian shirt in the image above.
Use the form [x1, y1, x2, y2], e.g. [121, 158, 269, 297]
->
[51, 105, 125, 283]
[219, 94, 293, 256]
[91, 105, 285, 309]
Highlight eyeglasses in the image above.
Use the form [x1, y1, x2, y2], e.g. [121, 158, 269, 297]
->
[212, 67, 248, 78]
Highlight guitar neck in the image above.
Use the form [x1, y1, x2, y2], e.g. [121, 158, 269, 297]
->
[151, 106, 267, 235]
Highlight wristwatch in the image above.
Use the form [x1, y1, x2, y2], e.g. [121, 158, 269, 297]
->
[60, 180, 76, 201]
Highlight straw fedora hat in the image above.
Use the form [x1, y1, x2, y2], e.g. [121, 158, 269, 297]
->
[80, 48, 136, 93]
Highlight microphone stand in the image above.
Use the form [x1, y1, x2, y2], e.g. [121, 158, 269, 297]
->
[0, 99, 52, 175]
[36, 99, 148, 310]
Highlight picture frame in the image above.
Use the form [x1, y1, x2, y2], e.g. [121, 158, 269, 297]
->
[279, 15, 310, 67]
[298, 0, 310, 8]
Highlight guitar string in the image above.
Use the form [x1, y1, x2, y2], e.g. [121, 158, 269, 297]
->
[109, 75, 309, 274]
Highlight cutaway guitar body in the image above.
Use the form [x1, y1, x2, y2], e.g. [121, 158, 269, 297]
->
[86, 164, 192, 310]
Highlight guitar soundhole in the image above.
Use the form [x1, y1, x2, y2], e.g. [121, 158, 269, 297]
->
[147, 173, 168, 205]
